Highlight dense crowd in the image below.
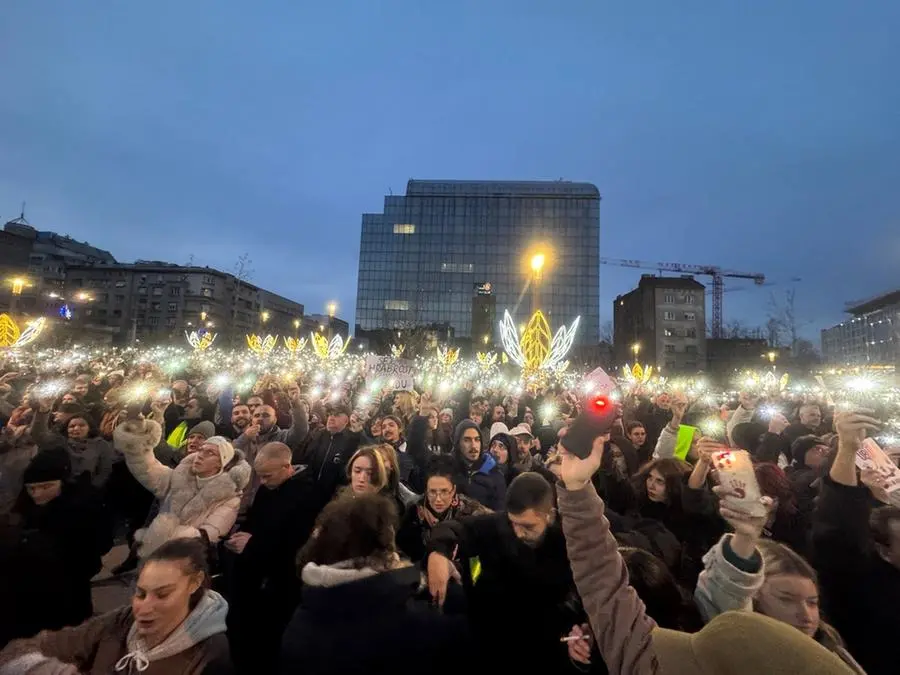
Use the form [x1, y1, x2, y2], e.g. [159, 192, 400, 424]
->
[0, 351, 897, 674]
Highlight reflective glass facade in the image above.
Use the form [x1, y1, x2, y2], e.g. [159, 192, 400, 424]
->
[355, 180, 601, 344]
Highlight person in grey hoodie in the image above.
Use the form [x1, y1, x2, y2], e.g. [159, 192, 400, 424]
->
[0, 537, 232, 675]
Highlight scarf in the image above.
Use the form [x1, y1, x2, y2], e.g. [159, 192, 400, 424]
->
[115, 590, 228, 673]
[514, 451, 534, 472]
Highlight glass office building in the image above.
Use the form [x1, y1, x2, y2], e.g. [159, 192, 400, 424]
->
[355, 180, 601, 345]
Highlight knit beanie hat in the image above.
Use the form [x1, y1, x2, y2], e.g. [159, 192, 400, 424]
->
[188, 420, 216, 440]
[791, 435, 824, 466]
[440, 408, 453, 419]
[382, 414, 405, 432]
[204, 436, 235, 471]
[23, 447, 72, 484]
[489, 422, 510, 440]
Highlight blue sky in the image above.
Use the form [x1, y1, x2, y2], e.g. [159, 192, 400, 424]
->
[1, 1, 897, 339]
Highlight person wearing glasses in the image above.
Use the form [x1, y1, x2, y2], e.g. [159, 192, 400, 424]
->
[114, 418, 251, 561]
[396, 455, 490, 563]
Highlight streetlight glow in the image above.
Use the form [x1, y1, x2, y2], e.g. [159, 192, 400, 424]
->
[261, 310, 270, 323]
[327, 302, 337, 318]
[530, 253, 546, 273]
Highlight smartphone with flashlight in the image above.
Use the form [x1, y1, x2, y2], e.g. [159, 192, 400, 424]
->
[559, 394, 619, 460]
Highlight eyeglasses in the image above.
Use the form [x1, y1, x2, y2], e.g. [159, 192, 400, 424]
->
[427, 489, 453, 499]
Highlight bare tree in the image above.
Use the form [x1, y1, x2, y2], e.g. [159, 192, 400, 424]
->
[230, 253, 255, 345]
[599, 320, 613, 345]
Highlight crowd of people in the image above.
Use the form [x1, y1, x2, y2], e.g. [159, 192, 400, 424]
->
[0, 353, 897, 674]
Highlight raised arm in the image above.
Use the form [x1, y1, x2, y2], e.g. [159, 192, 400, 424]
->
[113, 419, 172, 498]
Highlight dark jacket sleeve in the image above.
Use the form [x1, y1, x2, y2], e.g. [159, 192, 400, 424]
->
[755, 432, 789, 465]
[812, 475, 875, 573]
[428, 513, 500, 561]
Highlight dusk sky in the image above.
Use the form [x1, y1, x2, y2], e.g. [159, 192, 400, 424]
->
[1, 1, 897, 340]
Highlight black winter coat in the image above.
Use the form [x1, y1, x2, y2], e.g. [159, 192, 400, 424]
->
[813, 476, 900, 675]
[0, 483, 111, 647]
[428, 511, 579, 672]
[280, 565, 469, 675]
[295, 428, 363, 502]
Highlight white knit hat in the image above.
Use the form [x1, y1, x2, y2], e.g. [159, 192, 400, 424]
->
[489, 422, 510, 439]
[205, 436, 235, 472]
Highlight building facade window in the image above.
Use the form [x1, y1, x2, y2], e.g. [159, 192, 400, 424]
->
[440, 262, 475, 273]
[684, 312, 696, 321]
[165, 317, 177, 328]
[663, 311, 676, 321]
[202, 288, 213, 297]
[115, 280, 127, 288]
[167, 302, 178, 312]
[664, 294, 675, 304]
[170, 287, 181, 296]
[384, 300, 410, 311]
[686, 327, 697, 338]
[664, 344, 676, 353]
[685, 294, 695, 305]
[664, 329, 674, 337]
[152, 287, 163, 296]
[393, 224, 416, 234]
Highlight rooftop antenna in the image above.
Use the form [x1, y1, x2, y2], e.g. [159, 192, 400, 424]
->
[388, 187, 393, 196]
[8, 201, 29, 225]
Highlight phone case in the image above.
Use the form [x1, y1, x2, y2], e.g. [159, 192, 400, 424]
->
[712, 449, 767, 517]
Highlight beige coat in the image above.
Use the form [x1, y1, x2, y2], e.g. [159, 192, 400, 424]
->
[114, 419, 251, 558]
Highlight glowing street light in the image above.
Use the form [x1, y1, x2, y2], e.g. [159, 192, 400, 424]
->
[529, 252, 547, 313]
[8, 277, 29, 295]
[75, 292, 93, 302]
[632, 343, 641, 360]
[326, 302, 337, 318]
[530, 254, 546, 274]
[261, 310, 270, 323]
[293, 318, 301, 330]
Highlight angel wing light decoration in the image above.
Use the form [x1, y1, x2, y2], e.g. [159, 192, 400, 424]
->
[283, 336, 307, 357]
[311, 332, 350, 360]
[246, 334, 278, 356]
[0, 314, 46, 349]
[185, 330, 217, 352]
[499, 310, 580, 374]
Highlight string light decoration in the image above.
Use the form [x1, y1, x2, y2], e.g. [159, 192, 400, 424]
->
[185, 330, 217, 352]
[283, 336, 307, 357]
[311, 332, 350, 360]
[621, 363, 654, 385]
[0, 314, 46, 349]
[436, 346, 459, 368]
[499, 309, 580, 374]
[476, 351, 498, 371]
[391, 344, 406, 358]
[246, 334, 278, 356]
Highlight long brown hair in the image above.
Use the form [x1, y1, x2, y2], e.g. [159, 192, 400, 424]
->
[634, 458, 691, 507]
[345, 445, 389, 492]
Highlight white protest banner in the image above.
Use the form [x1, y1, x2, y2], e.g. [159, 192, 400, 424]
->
[365, 355, 415, 391]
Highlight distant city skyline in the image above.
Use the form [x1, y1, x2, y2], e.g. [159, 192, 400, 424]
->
[1, 1, 897, 340]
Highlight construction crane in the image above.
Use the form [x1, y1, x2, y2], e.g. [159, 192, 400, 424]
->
[600, 257, 766, 339]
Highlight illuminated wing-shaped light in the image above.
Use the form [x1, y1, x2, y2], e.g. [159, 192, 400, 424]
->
[327, 335, 349, 359]
[545, 316, 580, 371]
[0, 314, 21, 348]
[261, 335, 277, 355]
[12, 317, 45, 348]
[311, 332, 330, 358]
[520, 311, 552, 371]
[499, 310, 526, 368]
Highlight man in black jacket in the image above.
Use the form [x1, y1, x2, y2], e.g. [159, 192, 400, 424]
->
[295, 404, 362, 502]
[225, 442, 320, 674]
[426, 473, 579, 672]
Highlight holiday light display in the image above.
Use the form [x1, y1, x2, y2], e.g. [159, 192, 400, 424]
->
[283, 336, 307, 357]
[391, 344, 406, 358]
[499, 309, 580, 374]
[185, 330, 217, 352]
[621, 363, 653, 385]
[0, 314, 46, 349]
[476, 351, 498, 371]
[246, 334, 278, 356]
[311, 332, 349, 360]
[436, 346, 459, 368]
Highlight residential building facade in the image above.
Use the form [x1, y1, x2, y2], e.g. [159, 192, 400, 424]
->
[355, 179, 601, 347]
[821, 290, 900, 368]
[64, 262, 305, 345]
[0, 218, 116, 316]
[613, 275, 707, 373]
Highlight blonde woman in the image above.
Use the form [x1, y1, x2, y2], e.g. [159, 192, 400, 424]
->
[695, 487, 864, 673]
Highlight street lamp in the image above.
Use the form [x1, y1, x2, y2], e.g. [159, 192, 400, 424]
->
[261, 310, 270, 324]
[326, 302, 337, 318]
[293, 318, 301, 331]
[75, 292, 93, 302]
[632, 342, 641, 361]
[529, 253, 546, 313]
[483, 334, 490, 345]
